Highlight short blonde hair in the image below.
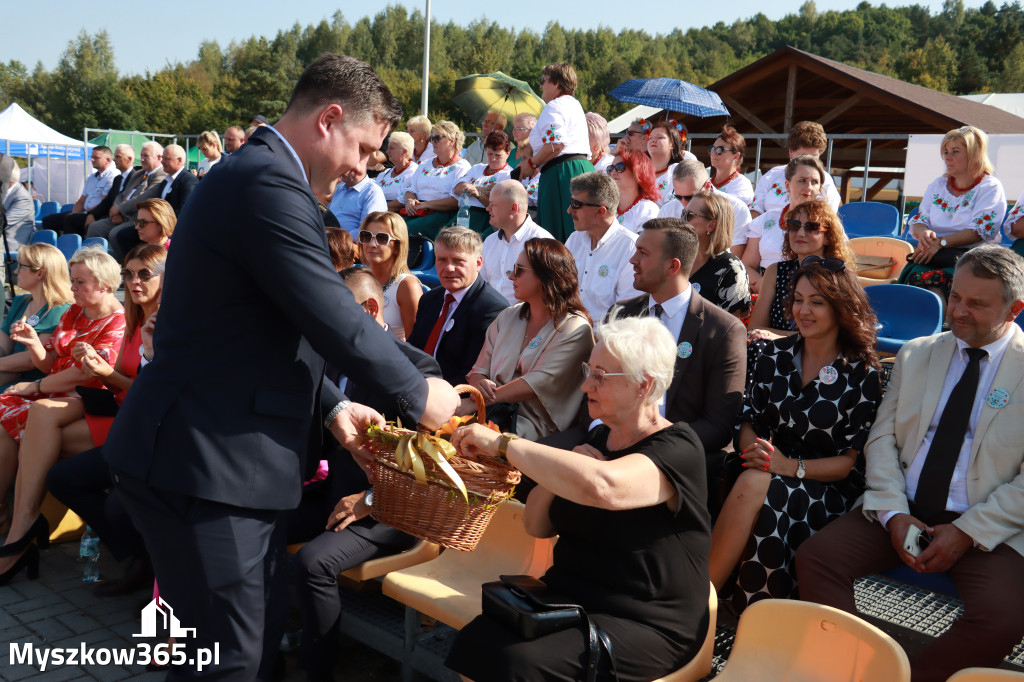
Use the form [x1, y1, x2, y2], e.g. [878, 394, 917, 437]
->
[942, 125, 994, 178]
[598, 314, 676, 405]
[69, 246, 121, 292]
[197, 130, 223, 154]
[406, 115, 432, 133]
[388, 131, 415, 154]
[433, 121, 465, 151]
[136, 198, 176, 239]
[435, 226, 482, 257]
[694, 190, 734, 257]
[361, 211, 411, 281]
[17, 243, 73, 309]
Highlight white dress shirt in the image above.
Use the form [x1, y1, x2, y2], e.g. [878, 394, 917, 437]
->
[480, 216, 554, 304]
[648, 286, 692, 417]
[160, 168, 184, 200]
[431, 284, 472, 357]
[566, 222, 641, 324]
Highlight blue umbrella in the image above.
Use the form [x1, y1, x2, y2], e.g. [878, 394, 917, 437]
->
[609, 78, 730, 118]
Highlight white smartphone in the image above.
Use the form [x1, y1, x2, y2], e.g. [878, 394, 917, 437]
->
[903, 525, 932, 557]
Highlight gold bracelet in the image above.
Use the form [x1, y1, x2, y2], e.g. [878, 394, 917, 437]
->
[497, 432, 519, 460]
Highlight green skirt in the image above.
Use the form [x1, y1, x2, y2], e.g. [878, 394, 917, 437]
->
[537, 157, 596, 243]
[405, 210, 456, 240]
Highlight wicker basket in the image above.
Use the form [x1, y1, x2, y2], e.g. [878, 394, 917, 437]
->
[367, 385, 521, 551]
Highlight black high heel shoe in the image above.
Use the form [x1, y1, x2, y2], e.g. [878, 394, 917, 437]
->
[0, 545, 39, 586]
[0, 514, 49, 557]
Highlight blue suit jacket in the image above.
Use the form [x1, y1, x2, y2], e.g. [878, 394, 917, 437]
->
[104, 127, 429, 510]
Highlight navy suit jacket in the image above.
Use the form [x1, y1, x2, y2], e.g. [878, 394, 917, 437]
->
[163, 170, 199, 215]
[407, 275, 507, 386]
[104, 126, 429, 510]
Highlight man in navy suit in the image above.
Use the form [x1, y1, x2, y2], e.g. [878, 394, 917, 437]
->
[105, 55, 459, 680]
[408, 226, 507, 386]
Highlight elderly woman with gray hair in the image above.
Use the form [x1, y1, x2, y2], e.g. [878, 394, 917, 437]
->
[447, 315, 712, 682]
[376, 132, 419, 211]
[403, 120, 471, 239]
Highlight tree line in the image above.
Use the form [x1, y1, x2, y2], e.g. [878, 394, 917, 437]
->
[2, 0, 1023, 141]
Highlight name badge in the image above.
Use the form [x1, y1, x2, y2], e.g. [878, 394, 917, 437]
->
[677, 342, 692, 359]
[986, 388, 1010, 409]
[444, 318, 455, 332]
[819, 366, 839, 385]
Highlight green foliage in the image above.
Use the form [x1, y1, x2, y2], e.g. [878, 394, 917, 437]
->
[6, 2, 1024, 139]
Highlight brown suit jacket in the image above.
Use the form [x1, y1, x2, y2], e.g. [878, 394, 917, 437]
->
[614, 291, 747, 452]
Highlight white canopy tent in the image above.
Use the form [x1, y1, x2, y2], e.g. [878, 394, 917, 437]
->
[0, 103, 91, 204]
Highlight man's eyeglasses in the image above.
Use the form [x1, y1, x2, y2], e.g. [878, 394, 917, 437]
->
[121, 267, 160, 283]
[785, 219, 826, 234]
[606, 162, 627, 175]
[800, 255, 846, 272]
[623, 129, 644, 137]
[682, 208, 712, 222]
[505, 264, 532, 278]
[676, 194, 695, 203]
[582, 362, 628, 386]
[134, 218, 158, 229]
[569, 198, 603, 210]
[358, 230, 397, 247]
[708, 145, 736, 155]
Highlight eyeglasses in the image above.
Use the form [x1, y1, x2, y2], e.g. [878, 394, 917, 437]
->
[606, 162, 627, 175]
[513, 126, 531, 133]
[134, 218, 158, 229]
[784, 219, 826, 234]
[800, 255, 846, 272]
[568, 198, 603, 210]
[682, 208, 712, 222]
[581, 362, 628, 386]
[358, 230, 397, 246]
[121, 267, 160, 283]
[623, 129, 644, 137]
[428, 134, 445, 144]
[708, 145, 737, 155]
[505, 264, 532, 279]
[676, 194, 695, 203]
[17, 262, 37, 271]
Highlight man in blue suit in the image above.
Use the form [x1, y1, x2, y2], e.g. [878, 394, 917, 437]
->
[105, 55, 459, 680]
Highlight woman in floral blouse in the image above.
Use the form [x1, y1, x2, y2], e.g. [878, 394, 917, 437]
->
[402, 120, 471, 239]
[453, 131, 514, 234]
[1005, 189, 1024, 258]
[898, 126, 1006, 301]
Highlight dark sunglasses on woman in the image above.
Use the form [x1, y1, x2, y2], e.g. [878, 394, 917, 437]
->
[358, 231, 397, 247]
[121, 267, 160, 283]
[708, 145, 736, 155]
[606, 162, 627, 175]
[785, 219, 826, 234]
[800, 255, 846, 272]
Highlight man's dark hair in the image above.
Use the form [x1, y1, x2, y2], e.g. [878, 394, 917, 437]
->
[93, 145, 112, 159]
[286, 54, 402, 131]
[641, 218, 699, 274]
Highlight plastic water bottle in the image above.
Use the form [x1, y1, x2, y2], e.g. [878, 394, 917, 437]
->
[456, 192, 471, 227]
[79, 526, 100, 583]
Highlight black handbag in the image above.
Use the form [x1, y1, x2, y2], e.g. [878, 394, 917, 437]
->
[481, 575, 617, 682]
[486, 401, 519, 433]
[76, 385, 119, 417]
[906, 246, 968, 269]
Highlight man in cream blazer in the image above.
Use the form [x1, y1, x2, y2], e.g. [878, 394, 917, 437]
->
[796, 245, 1024, 682]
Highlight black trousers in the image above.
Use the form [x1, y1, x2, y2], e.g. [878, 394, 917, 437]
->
[115, 471, 287, 681]
[42, 211, 88, 236]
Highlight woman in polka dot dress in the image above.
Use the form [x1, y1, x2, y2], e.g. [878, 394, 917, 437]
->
[710, 258, 883, 614]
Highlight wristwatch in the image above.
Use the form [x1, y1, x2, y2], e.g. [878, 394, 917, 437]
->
[939, 238, 948, 248]
[363, 489, 373, 508]
[497, 432, 519, 459]
[796, 457, 806, 480]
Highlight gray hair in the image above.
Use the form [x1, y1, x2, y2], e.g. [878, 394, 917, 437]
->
[570, 171, 619, 212]
[955, 245, 1024, 306]
[164, 144, 185, 161]
[493, 179, 528, 211]
[586, 112, 610, 147]
[388, 131, 415, 154]
[69, 245, 121, 292]
[141, 140, 163, 156]
[513, 113, 537, 130]
[598, 315, 677, 405]
[114, 144, 134, 159]
[8, 164, 19, 184]
[672, 159, 709, 185]
[436, 226, 483, 257]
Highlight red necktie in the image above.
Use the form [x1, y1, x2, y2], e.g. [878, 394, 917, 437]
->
[423, 293, 456, 356]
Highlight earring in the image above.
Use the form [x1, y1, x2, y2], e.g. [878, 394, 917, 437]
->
[707, 229, 714, 235]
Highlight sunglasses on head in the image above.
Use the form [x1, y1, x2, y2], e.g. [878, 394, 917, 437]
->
[569, 198, 603, 210]
[606, 162, 627, 175]
[785, 219, 826, 234]
[800, 255, 846, 272]
[121, 267, 160, 283]
[708, 145, 736, 155]
[358, 230, 397, 246]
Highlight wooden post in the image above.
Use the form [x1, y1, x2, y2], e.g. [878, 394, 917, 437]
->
[784, 64, 797, 133]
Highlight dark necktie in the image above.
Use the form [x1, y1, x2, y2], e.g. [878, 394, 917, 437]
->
[914, 347, 987, 522]
[650, 303, 664, 320]
[423, 293, 456, 356]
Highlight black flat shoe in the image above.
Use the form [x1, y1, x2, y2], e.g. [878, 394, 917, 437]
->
[0, 545, 39, 586]
[0, 514, 49, 557]
[94, 557, 153, 597]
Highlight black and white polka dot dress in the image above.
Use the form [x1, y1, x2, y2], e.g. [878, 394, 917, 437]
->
[729, 334, 882, 613]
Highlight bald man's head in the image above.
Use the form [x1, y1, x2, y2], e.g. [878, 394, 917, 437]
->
[340, 267, 385, 326]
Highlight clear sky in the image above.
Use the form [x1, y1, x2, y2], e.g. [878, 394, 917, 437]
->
[6, 0, 988, 76]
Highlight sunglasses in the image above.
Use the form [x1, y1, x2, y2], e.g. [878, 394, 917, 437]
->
[428, 134, 445, 143]
[682, 208, 711, 222]
[800, 255, 846, 272]
[569, 198, 603, 210]
[624, 129, 645, 137]
[358, 230, 397, 246]
[505, 264, 532, 278]
[134, 218, 158, 229]
[606, 162, 628, 175]
[785, 219, 826, 234]
[582, 362, 627, 386]
[708, 145, 736, 155]
[121, 267, 160, 283]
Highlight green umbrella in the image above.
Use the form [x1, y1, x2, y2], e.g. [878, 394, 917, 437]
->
[451, 72, 545, 131]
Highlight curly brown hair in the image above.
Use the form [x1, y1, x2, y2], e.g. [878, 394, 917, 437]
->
[785, 262, 879, 368]
[518, 238, 592, 326]
[781, 199, 855, 264]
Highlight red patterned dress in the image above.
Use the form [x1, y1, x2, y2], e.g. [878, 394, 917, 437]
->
[0, 305, 125, 442]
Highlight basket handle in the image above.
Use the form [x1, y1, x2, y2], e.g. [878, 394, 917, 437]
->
[453, 384, 486, 425]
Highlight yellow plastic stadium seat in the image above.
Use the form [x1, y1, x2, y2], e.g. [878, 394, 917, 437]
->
[947, 669, 1024, 681]
[40, 493, 85, 544]
[382, 500, 556, 630]
[713, 599, 910, 682]
[650, 583, 718, 682]
[850, 236, 913, 287]
[285, 539, 441, 582]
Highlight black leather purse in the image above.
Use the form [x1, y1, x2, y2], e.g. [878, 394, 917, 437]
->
[481, 575, 617, 682]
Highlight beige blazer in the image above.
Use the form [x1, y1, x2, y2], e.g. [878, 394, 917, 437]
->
[862, 330, 1024, 557]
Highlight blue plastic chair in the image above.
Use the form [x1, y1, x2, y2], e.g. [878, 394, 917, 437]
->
[30, 230, 58, 246]
[32, 199, 41, 219]
[413, 267, 440, 289]
[56, 233, 82, 261]
[901, 206, 920, 246]
[866, 284, 943, 354]
[59, 203, 74, 214]
[838, 202, 900, 238]
[82, 237, 110, 253]
[35, 201, 59, 228]
[406, 235, 435, 271]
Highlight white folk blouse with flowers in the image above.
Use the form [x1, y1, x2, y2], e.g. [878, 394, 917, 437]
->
[521, 173, 540, 206]
[375, 162, 419, 202]
[717, 172, 754, 206]
[751, 165, 841, 214]
[655, 163, 678, 207]
[529, 95, 590, 161]
[908, 174, 1006, 243]
[618, 199, 661, 234]
[406, 158, 472, 202]
[1006, 189, 1024, 240]
[747, 209, 786, 269]
[460, 163, 513, 209]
